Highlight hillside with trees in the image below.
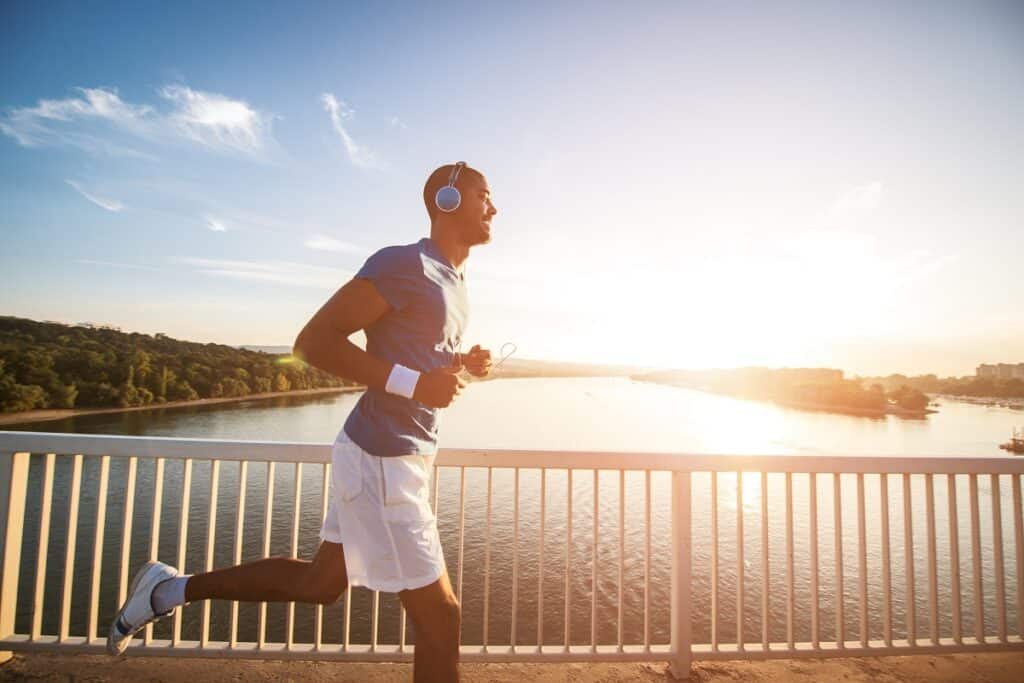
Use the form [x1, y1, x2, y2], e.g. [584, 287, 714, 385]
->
[633, 367, 933, 416]
[858, 373, 1024, 399]
[0, 316, 349, 414]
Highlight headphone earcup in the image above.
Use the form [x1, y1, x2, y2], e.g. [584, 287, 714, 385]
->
[435, 186, 462, 213]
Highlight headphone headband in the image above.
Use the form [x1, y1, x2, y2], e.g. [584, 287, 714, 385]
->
[435, 161, 468, 213]
[447, 161, 466, 187]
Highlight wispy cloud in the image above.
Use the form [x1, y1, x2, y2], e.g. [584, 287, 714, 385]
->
[303, 234, 365, 254]
[1, 88, 152, 147]
[183, 257, 352, 289]
[321, 93, 379, 169]
[823, 181, 885, 225]
[204, 215, 228, 232]
[76, 258, 165, 272]
[390, 116, 408, 130]
[1, 85, 275, 157]
[160, 85, 273, 153]
[66, 179, 124, 212]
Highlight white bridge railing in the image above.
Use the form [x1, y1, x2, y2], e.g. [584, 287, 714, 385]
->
[1, 431, 1023, 678]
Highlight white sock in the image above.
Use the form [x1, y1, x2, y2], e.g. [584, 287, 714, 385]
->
[151, 575, 191, 614]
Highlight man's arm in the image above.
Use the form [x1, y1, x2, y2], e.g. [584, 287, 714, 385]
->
[293, 278, 393, 390]
[293, 278, 465, 408]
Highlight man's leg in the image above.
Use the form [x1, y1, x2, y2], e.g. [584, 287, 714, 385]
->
[185, 540, 348, 605]
[400, 570, 461, 683]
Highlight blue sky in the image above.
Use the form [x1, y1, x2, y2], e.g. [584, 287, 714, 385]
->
[2, 1, 1022, 375]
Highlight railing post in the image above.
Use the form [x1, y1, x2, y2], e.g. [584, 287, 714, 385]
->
[670, 470, 692, 680]
[0, 452, 30, 663]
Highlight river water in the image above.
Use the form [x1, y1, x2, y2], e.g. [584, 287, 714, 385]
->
[7, 377, 1023, 648]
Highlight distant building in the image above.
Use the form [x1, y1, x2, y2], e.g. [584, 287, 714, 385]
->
[976, 363, 1024, 380]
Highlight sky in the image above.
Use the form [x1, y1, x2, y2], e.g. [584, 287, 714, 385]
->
[1, 1, 1022, 377]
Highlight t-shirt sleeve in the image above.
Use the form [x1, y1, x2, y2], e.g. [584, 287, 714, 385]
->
[355, 247, 421, 311]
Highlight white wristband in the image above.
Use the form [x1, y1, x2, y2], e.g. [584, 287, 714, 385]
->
[385, 364, 420, 399]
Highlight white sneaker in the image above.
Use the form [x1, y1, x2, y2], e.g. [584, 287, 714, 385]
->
[107, 560, 178, 655]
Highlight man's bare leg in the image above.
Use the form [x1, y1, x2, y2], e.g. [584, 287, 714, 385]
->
[400, 570, 461, 683]
[185, 540, 348, 605]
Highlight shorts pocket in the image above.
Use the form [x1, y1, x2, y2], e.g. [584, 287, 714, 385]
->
[380, 454, 435, 523]
[332, 439, 364, 503]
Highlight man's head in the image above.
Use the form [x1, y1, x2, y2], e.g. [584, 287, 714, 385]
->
[423, 163, 497, 247]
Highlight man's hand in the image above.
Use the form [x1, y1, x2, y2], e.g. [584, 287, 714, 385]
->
[413, 365, 467, 408]
[462, 345, 493, 378]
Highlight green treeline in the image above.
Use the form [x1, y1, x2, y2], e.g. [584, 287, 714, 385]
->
[0, 316, 351, 414]
[633, 367, 933, 413]
[860, 374, 1024, 399]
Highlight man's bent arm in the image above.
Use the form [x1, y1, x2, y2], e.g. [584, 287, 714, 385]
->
[293, 278, 393, 390]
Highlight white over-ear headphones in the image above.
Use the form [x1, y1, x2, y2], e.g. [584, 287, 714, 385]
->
[434, 161, 467, 213]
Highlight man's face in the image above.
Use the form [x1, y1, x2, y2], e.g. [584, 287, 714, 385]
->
[455, 173, 497, 246]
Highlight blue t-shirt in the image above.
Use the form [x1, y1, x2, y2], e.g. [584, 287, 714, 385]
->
[344, 238, 469, 456]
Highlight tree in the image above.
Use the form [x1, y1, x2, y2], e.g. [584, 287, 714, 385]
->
[51, 383, 78, 409]
[273, 372, 291, 392]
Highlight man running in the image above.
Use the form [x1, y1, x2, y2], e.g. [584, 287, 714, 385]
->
[108, 162, 497, 683]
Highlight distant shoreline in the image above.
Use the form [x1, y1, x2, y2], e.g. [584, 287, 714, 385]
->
[0, 386, 362, 427]
[633, 378, 936, 418]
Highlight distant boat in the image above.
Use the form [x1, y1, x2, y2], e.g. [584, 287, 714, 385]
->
[1000, 427, 1024, 454]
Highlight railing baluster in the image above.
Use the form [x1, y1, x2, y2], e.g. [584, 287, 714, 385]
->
[201, 460, 220, 648]
[857, 473, 867, 648]
[737, 471, 744, 651]
[903, 473, 915, 646]
[145, 457, 164, 645]
[991, 474, 1007, 642]
[317, 462, 329, 651]
[343, 582, 352, 652]
[969, 473, 984, 642]
[511, 467, 519, 649]
[1014, 475, 1024, 639]
[59, 454, 83, 642]
[483, 466, 492, 650]
[670, 471, 693, 679]
[785, 472, 794, 650]
[117, 457, 137, 608]
[881, 473, 892, 647]
[31, 454, 55, 640]
[0, 451, 29, 652]
[926, 473, 938, 645]
[538, 468, 546, 650]
[761, 471, 769, 652]
[229, 460, 247, 648]
[948, 474, 962, 643]
[457, 467, 466, 604]
[711, 471, 718, 651]
[565, 468, 572, 651]
[87, 455, 110, 643]
[618, 469, 624, 653]
[834, 473, 843, 649]
[644, 469, 651, 652]
[172, 458, 192, 645]
[258, 462, 274, 649]
[591, 468, 597, 652]
[287, 462, 302, 650]
[371, 589, 379, 652]
[344, 464, 352, 651]
[809, 472, 818, 649]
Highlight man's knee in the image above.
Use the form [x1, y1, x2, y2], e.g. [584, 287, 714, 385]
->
[301, 562, 348, 605]
[415, 592, 461, 648]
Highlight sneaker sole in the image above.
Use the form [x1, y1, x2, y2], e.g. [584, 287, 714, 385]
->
[107, 561, 169, 655]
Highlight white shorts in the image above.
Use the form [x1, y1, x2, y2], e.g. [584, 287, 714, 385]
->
[319, 429, 445, 593]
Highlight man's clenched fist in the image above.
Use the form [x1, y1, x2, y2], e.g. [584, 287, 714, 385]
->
[413, 365, 467, 408]
[462, 344, 492, 378]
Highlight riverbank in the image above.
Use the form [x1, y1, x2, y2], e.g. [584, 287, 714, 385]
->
[0, 386, 361, 427]
[633, 378, 935, 419]
[2, 652, 1022, 682]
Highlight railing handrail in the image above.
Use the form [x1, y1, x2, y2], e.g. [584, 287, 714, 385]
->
[2, 430, 1024, 474]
